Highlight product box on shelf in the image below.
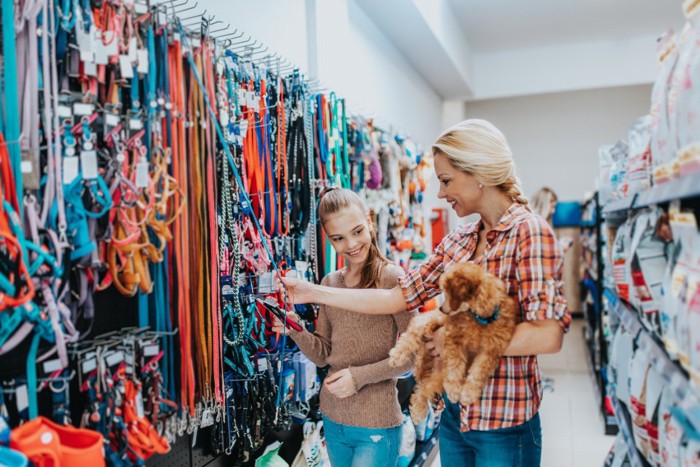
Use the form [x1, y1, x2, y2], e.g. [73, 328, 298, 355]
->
[610, 326, 635, 407]
[645, 369, 664, 465]
[626, 116, 653, 196]
[650, 30, 680, 173]
[629, 351, 652, 458]
[659, 386, 683, 467]
[611, 219, 633, 302]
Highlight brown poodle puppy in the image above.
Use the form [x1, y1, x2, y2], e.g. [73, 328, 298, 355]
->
[389, 263, 517, 423]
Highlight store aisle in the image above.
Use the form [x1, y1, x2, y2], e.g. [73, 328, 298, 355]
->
[539, 318, 614, 467]
[430, 319, 613, 467]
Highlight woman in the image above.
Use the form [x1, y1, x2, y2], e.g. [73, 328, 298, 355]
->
[272, 187, 414, 467]
[281, 120, 571, 466]
[532, 186, 573, 252]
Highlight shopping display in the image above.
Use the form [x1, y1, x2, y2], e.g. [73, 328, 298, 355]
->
[0, 1, 432, 465]
[594, 1, 700, 465]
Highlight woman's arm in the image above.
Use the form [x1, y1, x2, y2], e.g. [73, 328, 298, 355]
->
[503, 320, 564, 356]
[281, 277, 407, 315]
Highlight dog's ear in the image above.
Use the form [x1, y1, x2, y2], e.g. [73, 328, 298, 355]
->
[445, 268, 479, 311]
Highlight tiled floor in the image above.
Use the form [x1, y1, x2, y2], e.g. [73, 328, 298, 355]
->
[430, 319, 615, 466]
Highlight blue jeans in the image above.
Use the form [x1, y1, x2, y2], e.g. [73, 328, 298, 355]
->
[438, 399, 542, 466]
[322, 415, 401, 467]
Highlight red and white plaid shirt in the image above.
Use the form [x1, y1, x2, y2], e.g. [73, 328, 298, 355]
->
[399, 203, 571, 432]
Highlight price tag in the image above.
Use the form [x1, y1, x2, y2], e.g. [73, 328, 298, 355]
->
[135, 392, 145, 418]
[128, 38, 138, 62]
[81, 357, 97, 374]
[42, 359, 63, 374]
[57, 105, 72, 118]
[105, 113, 120, 128]
[134, 1, 148, 14]
[106, 350, 125, 367]
[258, 357, 268, 372]
[81, 150, 98, 180]
[83, 59, 97, 77]
[119, 55, 134, 79]
[16, 385, 28, 414]
[143, 344, 160, 357]
[129, 118, 144, 131]
[73, 103, 95, 116]
[137, 49, 149, 75]
[135, 160, 149, 188]
[200, 408, 214, 428]
[63, 156, 80, 184]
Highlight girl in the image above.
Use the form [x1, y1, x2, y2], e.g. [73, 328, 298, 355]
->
[281, 120, 572, 466]
[272, 187, 414, 467]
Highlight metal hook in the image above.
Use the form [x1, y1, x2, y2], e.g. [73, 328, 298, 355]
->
[210, 23, 230, 34]
[215, 29, 243, 40]
[180, 9, 206, 21]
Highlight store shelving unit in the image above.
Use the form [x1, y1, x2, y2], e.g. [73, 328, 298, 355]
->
[602, 171, 700, 465]
[409, 429, 440, 467]
[605, 289, 700, 436]
[580, 192, 618, 435]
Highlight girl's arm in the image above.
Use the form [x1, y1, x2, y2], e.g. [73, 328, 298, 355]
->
[349, 309, 416, 390]
[285, 307, 332, 367]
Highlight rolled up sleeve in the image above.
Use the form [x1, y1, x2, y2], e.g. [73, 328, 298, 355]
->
[398, 241, 447, 312]
[516, 218, 571, 332]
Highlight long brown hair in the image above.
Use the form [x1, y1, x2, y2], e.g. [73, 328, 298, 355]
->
[318, 187, 388, 289]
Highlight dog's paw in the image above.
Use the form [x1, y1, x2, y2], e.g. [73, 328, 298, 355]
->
[388, 347, 408, 367]
[459, 384, 483, 406]
[410, 404, 428, 425]
[444, 382, 461, 404]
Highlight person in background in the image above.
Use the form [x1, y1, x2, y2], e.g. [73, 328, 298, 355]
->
[272, 187, 415, 467]
[281, 119, 571, 466]
[531, 187, 573, 251]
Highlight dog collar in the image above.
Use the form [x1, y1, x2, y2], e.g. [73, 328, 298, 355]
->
[470, 306, 500, 326]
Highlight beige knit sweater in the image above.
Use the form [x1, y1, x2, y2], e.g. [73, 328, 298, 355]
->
[287, 264, 415, 428]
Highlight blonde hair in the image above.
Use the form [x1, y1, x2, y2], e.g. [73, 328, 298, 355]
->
[531, 187, 558, 221]
[318, 187, 388, 289]
[432, 119, 529, 208]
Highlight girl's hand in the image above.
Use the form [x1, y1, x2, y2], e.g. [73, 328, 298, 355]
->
[425, 327, 445, 358]
[271, 312, 301, 334]
[280, 276, 317, 305]
[324, 369, 357, 399]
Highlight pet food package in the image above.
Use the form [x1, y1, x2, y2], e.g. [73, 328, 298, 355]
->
[291, 353, 320, 403]
[397, 413, 416, 467]
[610, 326, 635, 406]
[679, 438, 700, 466]
[599, 145, 615, 204]
[645, 368, 665, 465]
[628, 209, 668, 334]
[609, 140, 630, 200]
[626, 116, 653, 195]
[414, 404, 441, 442]
[629, 351, 652, 458]
[650, 30, 680, 170]
[612, 218, 634, 302]
[674, 4, 700, 156]
[659, 387, 683, 467]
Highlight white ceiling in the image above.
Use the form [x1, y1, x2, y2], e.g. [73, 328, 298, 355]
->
[356, 0, 687, 100]
[446, 0, 685, 53]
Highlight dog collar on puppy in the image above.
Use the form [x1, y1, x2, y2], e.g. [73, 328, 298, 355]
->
[470, 306, 500, 326]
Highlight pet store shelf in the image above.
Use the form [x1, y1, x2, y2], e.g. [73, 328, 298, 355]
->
[582, 326, 618, 435]
[605, 288, 700, 436]
[603, 172, 700, 215]
[610, 387, 648, 467]
[409, 428, 439, 467]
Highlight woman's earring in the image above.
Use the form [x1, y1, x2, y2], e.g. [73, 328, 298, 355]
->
[478, 183, 484, 189]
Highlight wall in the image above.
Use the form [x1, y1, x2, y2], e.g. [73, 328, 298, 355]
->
[193, 0, 442, 147]
[462, 84, 653, 202]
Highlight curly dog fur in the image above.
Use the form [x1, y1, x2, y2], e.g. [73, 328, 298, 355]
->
[389, 263, 517, 423]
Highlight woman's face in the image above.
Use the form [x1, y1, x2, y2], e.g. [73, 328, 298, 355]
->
[323, 205, 373, 267]
[434, 153, 483, 218]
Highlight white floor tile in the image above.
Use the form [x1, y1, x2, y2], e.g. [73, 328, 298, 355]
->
[542, 448, 574, 467]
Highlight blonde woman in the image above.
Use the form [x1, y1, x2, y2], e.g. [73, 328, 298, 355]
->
[281, 120, 571, 466]
[532, 187, 573, 251]
[272, 187, 414, 467]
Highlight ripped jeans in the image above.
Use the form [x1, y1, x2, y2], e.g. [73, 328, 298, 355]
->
[322, 415, 401, 467]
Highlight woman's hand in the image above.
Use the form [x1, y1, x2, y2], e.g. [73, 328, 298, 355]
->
[425, 326, 445, 358]
[324, 369, 357, 399]
[280, 276, 317, 305]
[271, 312, 301, 334]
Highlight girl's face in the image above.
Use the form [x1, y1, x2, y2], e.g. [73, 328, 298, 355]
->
[322, 205, 373, 267]
[434, 152, 483, 218]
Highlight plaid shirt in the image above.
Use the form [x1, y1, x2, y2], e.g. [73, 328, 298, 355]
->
[399, 203, 571, 432]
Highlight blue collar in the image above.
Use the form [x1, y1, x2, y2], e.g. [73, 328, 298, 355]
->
[470, 306, 500, 326]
